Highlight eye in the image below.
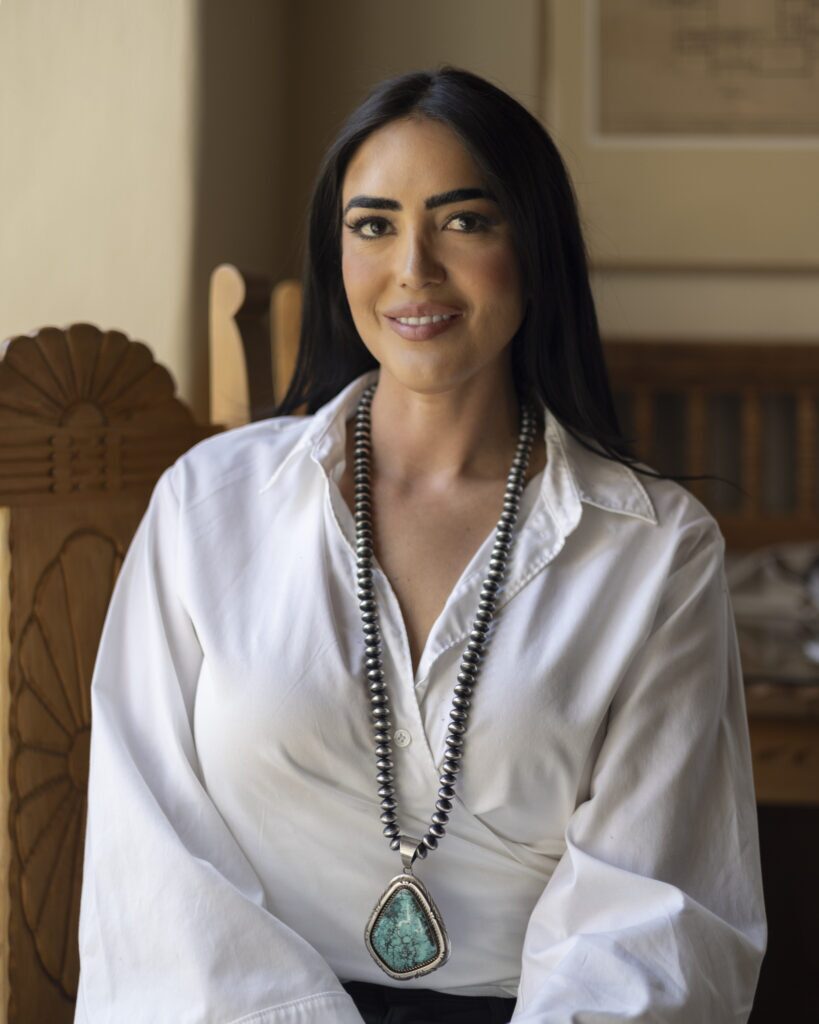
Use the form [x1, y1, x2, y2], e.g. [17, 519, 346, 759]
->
[446, 212, 490, 233]
[345, 215, 390, 239]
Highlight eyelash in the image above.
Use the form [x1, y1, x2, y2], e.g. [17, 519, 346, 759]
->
[344, 211, 491, 240]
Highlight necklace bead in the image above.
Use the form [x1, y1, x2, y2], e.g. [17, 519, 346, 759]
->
[353, 381, 536, 864]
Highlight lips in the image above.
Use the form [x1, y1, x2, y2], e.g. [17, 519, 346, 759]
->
[383, 303, 464, 318]
[385, 312, 463, 342]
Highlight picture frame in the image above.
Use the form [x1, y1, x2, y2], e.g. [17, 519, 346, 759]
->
[541, 0, 819, 271]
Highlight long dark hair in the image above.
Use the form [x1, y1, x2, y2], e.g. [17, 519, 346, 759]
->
[267, 64, 728, 490]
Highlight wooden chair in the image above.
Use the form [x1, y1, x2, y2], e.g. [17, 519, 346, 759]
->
[0, 323, 222, 1022]
[605, 343, 819, 550]
[209, 264, 305, 428]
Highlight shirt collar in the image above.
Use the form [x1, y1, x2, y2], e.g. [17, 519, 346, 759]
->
[258, 368, 657, 529]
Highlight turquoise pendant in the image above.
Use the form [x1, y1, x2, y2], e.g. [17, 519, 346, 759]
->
[364, 844, 450, 980]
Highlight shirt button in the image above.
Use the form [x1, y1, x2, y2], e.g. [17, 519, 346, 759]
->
[393, 729, 412, 748]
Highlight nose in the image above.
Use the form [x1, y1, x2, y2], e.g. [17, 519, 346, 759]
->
[396, 228, 446, 290]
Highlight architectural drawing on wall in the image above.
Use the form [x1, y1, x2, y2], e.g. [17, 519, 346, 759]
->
[597, 0, 819, 135]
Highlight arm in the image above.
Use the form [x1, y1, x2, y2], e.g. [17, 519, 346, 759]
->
[511, 519, 766, 1023]
[75, 466, 364, 1024]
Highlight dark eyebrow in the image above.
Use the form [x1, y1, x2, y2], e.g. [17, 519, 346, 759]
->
[342, 187, 496, 217]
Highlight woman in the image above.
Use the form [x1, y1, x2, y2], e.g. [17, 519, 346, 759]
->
[75, 66, 766, 1023]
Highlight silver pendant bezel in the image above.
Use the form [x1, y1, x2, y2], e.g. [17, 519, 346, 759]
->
[364, 870, 451, 980]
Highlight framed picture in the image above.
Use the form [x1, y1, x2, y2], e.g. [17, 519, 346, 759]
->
[542, 0, 819, 270]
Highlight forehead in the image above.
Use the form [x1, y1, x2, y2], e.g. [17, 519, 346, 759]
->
[342, 118, 484, 199]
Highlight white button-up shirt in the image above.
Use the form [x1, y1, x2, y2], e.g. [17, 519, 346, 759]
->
[75, 368, 766, 1023]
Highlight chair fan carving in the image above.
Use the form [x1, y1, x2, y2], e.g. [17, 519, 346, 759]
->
[0, 322, 221, 1022]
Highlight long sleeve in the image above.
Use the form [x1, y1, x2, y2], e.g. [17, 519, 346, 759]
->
[511, 517, 767, 1022]
[75, 466, 364, 1023]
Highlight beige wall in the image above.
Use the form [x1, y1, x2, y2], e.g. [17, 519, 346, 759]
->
[592, 267, 819, 340]
[0, 0, 200, 408]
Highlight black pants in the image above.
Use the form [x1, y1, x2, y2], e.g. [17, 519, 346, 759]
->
[341, 980, 516, 1024]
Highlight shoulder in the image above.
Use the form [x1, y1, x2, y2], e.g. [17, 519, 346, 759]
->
[639, 468, 724, 550]
[568, 445, 729, 629]
[617, 464, 727, 595]
[165, 414, 315, 509]
[558, 423, 726, 594]
[559, 422, 724, 556]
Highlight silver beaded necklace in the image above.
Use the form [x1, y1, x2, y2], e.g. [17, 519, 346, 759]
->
[354, 381, 538, 981]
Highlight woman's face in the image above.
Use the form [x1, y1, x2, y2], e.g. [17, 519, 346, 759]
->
[340, 116, 526, 395]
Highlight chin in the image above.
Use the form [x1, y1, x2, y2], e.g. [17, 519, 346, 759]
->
[382, 357, 486, 395]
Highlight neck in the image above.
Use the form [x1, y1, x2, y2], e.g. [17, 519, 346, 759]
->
[363, 365, 536, 496]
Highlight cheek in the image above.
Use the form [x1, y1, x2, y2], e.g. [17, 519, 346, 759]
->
[341, 247, 378, 301]
[475, 247, 522, 291]
[466, 247, 524, 320]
